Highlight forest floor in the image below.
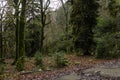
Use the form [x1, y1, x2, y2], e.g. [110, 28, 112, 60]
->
[0, 54, 120, 80]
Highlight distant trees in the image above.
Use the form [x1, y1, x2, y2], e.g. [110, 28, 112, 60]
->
[70, 0, 99, 55]
[60, 0, 69, 32]
[39, 0, 50, 53]
[54, 2, 67, 52]
[0, 0, 16, 60]
[0, 0, 119, 68]
[26, 15, 41, 57]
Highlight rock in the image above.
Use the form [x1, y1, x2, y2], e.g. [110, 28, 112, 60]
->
[94, 71, 101, 75]
[74, 61, 81, 65]
[20, 71, 33, 75]
[80, 72, 85, 76]
[84, 73, 91, 77]
[46, 67, 52, 71]
[38, 69, 42, 72]
[58, 73, 80, 80]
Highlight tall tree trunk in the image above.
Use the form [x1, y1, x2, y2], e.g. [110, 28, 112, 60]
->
[40, 0, 45, 53]
[19, 0, 26, 58]
[15, 0, 26, 71]
[60, 0, 68, 32]
[60, 0, 69, 53]
[12, 0, 20, 65]
[0, 15, 3, 61]
[39, 0, 50, 53]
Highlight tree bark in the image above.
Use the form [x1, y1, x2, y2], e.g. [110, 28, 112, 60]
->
[12, 0, 20, 65]
[0, 15, 3, 61]
[39, 0, 50, 53]
[19, 0, 26, 58]
[0, 4, 4, 61]
[40, 0, 44, 52]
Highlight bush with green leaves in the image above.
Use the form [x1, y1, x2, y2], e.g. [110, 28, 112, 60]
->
[95, 33, 120, 59]
[0, 63, 5, 74]
[46, 27, 73, 54]
[54, 52, 69, 68]
[94, 14, 120, 59]
[15, 57, 24, 71]
[34, 51, 44, 70]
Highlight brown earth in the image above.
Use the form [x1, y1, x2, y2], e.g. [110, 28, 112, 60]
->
[0, 54, 118, 80]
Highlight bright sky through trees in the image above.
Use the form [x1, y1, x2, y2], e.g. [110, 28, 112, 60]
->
[50, 0, 67, 10]
[0, 0, 67, 10]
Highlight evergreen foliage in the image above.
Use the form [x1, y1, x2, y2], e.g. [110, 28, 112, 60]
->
[94, 0, 120, 58]
[34, 51, 45, 70]
[0, 0, 120, 73]
[108, 0, 120, 17]
[70, 0, 99, 55]
[15, 57, 24, 71]
[0, 64, 5, 74]
[25, 16, 41, 57]
[54, 52, 69, 68]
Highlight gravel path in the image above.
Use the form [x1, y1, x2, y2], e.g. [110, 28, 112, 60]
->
[57, 59, 120, 80]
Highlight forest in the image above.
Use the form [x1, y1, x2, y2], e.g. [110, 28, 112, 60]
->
[0, 0, 120, 80]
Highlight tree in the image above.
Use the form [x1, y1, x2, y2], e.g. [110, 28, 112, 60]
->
[14, 0, 27, 70]
[18, 0, 26, 58]
[25, 16, 41, 57]
[0, 1, 6, 62]
[38, 0, 50, 53]
[59, 0, 69, 32]
[94, 0, 120, 58]
[108, 0, 120, 18]
[12, 0, 20, 64]
[0, 4, 3, 62]
[70, 0, 99, 55]
[54, 1, 73, 53]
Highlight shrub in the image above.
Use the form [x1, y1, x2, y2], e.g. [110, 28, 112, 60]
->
[46, 30, 73, 54]
[95, 42, 108, 58]
[94, 15, 120, 59]
[34, 51, 45, 70]
[95, 33, 120, 59]
[0, 64, 5, 74]
[54, 52, 69, 68]
[15, 57, 24, 71]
